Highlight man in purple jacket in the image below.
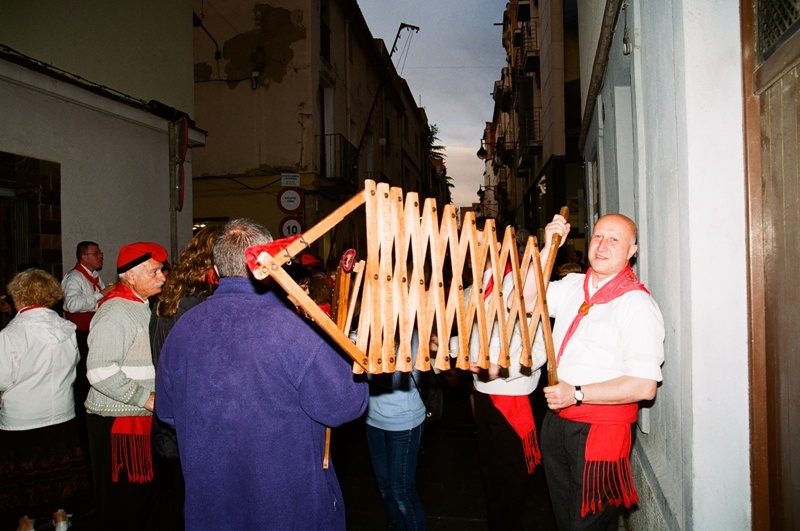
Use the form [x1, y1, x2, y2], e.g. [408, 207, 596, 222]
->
[156, 219, 368, 530]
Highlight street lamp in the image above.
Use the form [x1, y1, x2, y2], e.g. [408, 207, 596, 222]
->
[476, 139, 488, 160]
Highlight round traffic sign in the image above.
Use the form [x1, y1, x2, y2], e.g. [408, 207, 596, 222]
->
[278, 187, 304, 213]
[279, 216, 303, 238]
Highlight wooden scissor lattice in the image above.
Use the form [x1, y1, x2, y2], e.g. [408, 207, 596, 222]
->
[250, 180, 566, 385]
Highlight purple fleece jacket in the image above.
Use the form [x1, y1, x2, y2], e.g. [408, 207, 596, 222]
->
[156, 277, 368, 530]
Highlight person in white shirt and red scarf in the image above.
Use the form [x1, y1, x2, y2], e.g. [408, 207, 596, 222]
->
[527, 213, 665, 530]
[459, 216, 548, 531]
[84, 242, 167, 530]
[61, 241, 116, 431]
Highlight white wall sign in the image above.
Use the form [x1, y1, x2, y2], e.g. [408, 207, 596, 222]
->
[278, 187, 303, 213]
[281, 173, 300, 187]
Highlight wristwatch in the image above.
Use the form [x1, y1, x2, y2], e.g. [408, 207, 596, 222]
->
[573, 385, 584, 406]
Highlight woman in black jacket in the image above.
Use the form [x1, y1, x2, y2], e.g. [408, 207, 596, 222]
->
[149, 225, 220, 529]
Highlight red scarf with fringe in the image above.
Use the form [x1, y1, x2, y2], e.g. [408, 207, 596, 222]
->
[486, 261, 540, 473]
[490, 394, 540, 473]
[111, 416, 154, 483]
[557, 264, 648, 515]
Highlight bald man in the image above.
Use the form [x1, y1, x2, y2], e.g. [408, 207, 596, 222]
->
[525, 213, 665, 530]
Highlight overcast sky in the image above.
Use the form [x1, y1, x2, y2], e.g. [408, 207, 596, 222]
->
[358, 1, 507, 208]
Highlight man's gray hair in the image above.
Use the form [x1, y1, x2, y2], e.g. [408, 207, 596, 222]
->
[119, 260, 148, 282]
[213, 218, 273, 278]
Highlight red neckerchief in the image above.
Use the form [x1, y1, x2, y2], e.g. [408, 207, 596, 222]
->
[98, 283, 145, 307]
[74, 263, 101, 292]
[556, 264, 648, 366]
[485, 261, 541, 473]
[19, 305, 44, 313]
[556, 264, 649, 516]
[111, 416, 153, 484]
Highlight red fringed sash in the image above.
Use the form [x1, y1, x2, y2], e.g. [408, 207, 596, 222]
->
[560, 404, 638, 515]
[110, 416, 153, 484]
[486, 262, 540, 472]
[490, 395, 540, 473]
[556, 265, 649, 515]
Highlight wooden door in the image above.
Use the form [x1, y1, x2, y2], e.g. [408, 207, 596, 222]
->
[742, 2, 800, 529]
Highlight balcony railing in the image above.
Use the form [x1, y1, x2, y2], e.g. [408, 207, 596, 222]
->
[521, 20, 539, 73]
[493, 140, 519, 168]
[318, 133, 357, 187]
[519, 107, 542, 168]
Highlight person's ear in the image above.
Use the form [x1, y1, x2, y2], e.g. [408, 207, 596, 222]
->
[627, 244, 638, 260]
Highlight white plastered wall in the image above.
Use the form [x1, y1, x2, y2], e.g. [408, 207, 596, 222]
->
[0, 60, 196, 284]
[578, 0, 751, 528]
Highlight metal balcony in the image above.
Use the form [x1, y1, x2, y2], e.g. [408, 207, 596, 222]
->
[518, 107, 542, 169]
[493, 80, 512, 113]
[522, 20, 539, 73]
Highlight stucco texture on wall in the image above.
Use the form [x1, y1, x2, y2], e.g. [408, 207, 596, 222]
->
[194, 4, 306, 90]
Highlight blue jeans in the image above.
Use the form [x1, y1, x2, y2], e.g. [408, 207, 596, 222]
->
[365, 423, 427, 530]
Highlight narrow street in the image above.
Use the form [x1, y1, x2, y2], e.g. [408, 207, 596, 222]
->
[340, 370, 558, 530]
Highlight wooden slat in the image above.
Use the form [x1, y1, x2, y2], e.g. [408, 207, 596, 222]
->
[249, 178, 568, 384]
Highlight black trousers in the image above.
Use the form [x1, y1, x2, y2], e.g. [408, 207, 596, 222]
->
[541, 412, 621, 531]
[73, 330, 91, 444]
[472, 390, 536, 531]
[86, 414, 158, 531]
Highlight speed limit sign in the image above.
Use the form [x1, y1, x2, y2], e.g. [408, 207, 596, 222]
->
[279, 216, 303, 238]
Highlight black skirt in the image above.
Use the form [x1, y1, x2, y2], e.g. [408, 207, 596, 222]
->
[0, 418, 91, 520]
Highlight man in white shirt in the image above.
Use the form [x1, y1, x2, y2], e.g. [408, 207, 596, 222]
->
[62, 241, 115, 428]
[529, 213, 665, 530]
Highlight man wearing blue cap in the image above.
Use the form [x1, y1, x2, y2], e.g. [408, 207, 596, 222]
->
[85, 241, 167, 530]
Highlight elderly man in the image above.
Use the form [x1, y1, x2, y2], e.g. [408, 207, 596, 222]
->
[156, 219, 369, 530]
[526, 213, 665, 530]
[62, 241, 116, 418]
[85, 241, 167, 530]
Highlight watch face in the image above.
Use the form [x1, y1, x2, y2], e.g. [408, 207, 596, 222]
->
[575, 390, 584, 401]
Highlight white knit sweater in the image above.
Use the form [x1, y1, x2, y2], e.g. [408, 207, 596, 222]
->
[85, 297, 155, 417]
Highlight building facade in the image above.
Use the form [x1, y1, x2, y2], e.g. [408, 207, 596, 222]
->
[577, 0, 800, 528]
[479, 0, 584, 260]
[191, 0, 447, 265]
[0, 1, 200, 290]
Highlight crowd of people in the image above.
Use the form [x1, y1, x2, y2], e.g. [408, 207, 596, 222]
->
[0, 211, 664, 531]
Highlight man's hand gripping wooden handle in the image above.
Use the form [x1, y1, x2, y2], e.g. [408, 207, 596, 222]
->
[538, 207, 569, 387]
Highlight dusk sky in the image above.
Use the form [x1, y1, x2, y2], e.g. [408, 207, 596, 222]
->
[358, 1, 507, 208]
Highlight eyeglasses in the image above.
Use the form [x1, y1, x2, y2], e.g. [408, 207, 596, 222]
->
[83, 251, 104, 256]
